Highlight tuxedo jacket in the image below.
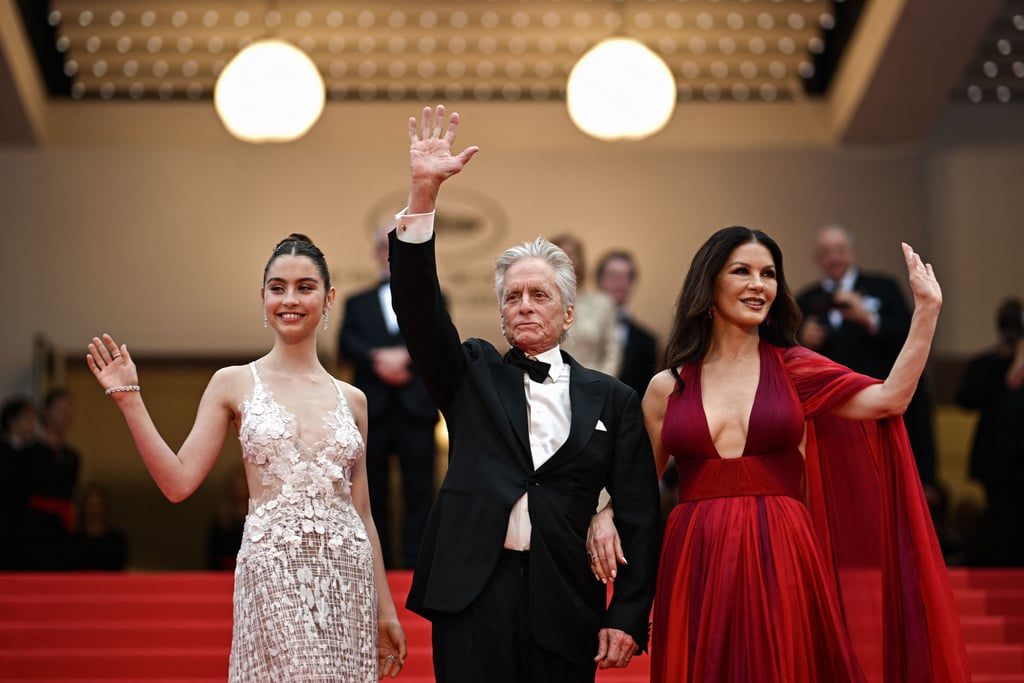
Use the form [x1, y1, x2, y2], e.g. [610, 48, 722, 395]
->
[618, 318, 658, 399]
[337, 284, 438, 423]
[389, 233, 661, 666]
[795, 271, 910, 380]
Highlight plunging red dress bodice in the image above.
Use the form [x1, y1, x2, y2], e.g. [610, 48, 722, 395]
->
[652, 341, 866, 682]
[651, 341, 970, 683]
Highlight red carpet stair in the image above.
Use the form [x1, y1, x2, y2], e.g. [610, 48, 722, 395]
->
[0, 569, 1021, 682]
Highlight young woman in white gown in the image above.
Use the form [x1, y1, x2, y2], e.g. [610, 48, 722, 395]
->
[87, 234, 407, 682]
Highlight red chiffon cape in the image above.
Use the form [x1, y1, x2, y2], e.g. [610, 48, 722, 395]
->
[786, 345, 969, 682]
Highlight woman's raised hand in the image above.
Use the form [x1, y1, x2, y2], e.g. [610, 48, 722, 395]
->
[86, 333, 138, 393]
[901, 242, 942, 312]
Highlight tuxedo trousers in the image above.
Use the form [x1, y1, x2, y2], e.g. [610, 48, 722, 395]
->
[430, 549, 597, 683]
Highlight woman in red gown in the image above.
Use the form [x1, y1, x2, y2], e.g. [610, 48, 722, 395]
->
[589, 227, 969, 682]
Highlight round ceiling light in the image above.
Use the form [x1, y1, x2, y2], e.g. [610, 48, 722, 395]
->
[566, 38, 677, 142]
[214, 38, 325, 144]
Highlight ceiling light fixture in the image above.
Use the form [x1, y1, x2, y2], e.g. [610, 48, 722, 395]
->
[214, 31, 324, 143]
[567, 36, 677, 142]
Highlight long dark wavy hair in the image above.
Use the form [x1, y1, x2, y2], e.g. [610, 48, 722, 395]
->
[662, 226, 801, 371]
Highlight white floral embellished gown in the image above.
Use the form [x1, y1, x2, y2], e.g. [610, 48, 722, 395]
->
[230, 362, 377, 682]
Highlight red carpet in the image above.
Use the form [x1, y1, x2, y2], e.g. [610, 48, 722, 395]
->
[1, 569, 1021, 682]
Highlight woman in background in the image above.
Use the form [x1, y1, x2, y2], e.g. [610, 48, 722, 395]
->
[71, 481, 128, 570]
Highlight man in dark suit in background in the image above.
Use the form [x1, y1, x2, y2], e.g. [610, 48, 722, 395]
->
[390, 105, 660, 683]
[338, 226, 439, 569]
[595, 250, 659, 399]
[796, 223, 938, 492]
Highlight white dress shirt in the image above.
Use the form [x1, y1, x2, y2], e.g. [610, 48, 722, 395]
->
[377, 281, 400, 335]
[504, 345, 571, 550]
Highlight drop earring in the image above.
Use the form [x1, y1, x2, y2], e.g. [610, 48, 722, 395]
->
[264, 313, 269, 328]
[322, 311, 329, 331]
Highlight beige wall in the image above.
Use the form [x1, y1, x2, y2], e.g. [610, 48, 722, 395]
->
[2, 99, 944, 392]
[1, 99, 1021, 568]
[927, 106, 1024, 355]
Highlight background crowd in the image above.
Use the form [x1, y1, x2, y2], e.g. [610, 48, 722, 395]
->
[2, 388, 127, 571]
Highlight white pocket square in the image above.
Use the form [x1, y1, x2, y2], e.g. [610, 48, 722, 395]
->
[595, 420, 607, 432]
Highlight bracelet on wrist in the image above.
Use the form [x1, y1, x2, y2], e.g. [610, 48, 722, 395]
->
[105, 384, 141, 395]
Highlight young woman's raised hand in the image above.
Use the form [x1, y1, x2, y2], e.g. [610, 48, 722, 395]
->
[86, 333, 138, 393]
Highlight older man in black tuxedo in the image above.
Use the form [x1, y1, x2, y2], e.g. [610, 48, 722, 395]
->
[388, 105, 660, 683]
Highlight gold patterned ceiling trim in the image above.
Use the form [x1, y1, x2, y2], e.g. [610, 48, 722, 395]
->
[25, 0, 1024, 106]
[44, 0, 841, 103]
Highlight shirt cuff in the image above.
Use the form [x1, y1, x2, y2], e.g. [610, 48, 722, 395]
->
[394, 208, 435, 244]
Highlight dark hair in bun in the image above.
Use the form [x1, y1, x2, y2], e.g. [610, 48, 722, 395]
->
[263, 233, 331, 290]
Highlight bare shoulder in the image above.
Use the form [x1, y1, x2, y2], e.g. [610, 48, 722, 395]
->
[642, 370, 675, 415]
[336, 379, 367, 416]
[206, 364, 252, 403]
[645, 370, 676, 401]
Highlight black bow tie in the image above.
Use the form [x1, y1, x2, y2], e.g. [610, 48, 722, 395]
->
[504, 347, 551, 383]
